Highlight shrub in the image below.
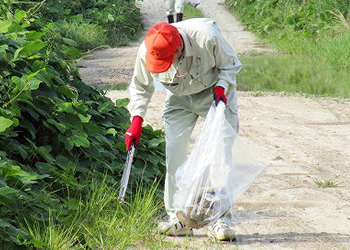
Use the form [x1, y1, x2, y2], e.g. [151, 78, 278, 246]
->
[12, 0, 143, 47]
[44, 19, 109, 52]
[0, 10, 165, 248]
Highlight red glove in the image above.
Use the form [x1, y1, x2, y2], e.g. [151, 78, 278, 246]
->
[125, 116, 143, 150]
[213, 86, 227, 106]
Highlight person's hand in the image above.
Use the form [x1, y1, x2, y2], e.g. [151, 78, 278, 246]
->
[125, 116, 143, 150]
[213, 86, 227, 106]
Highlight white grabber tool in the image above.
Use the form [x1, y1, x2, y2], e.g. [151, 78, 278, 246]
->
[118, 141, 136, 202]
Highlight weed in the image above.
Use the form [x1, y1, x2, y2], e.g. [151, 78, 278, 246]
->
[21, 178, 167, 250]
[21, 214, 83, 250]
[313, 178, 340, 188]
[238, 55, 350, 98]
[0, 10, 166, 248]
[48, 20, 109, 52]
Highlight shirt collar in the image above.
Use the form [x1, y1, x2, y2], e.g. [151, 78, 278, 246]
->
[178, 28, 194, 57]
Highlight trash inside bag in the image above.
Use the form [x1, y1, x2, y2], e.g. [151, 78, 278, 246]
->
[173, 102, 265, 228]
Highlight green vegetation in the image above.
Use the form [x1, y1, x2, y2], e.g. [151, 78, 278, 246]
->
[239, 54, 350, 97]
[1, 0, 143, 51]
[226, 0, 350, 98]
[184, 3, 205, 19]
[314, 178, 340, 188]
[44, 19, 109, 52]
[21, 179, 162, 249]
[0, 5, 166, 249]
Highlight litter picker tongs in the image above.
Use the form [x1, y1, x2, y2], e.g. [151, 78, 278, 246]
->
[118, 141, 136, 202]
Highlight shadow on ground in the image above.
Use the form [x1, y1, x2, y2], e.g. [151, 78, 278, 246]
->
[231, 232, 350, 245]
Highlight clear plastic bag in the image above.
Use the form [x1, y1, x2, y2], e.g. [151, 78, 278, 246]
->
[174, 102, 265, 228]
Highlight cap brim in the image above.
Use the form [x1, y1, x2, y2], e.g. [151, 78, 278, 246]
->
[145, 52, 173, 73]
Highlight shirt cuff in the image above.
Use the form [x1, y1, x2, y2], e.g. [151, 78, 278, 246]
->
[215, 79, 229, 93]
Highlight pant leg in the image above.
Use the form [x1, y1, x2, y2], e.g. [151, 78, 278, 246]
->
[163, 94, 198, 214]
[175, 0, 185, 13]
[165, 0, 176, 15]
[219, 86, 239, 225]
[224, 85, 239, 133]
[163, 86, 239, 221]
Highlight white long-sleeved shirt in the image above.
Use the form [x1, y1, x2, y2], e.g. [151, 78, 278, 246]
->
[128, 18, 242, 118]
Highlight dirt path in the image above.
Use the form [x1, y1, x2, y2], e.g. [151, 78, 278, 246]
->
[78, 0, 350, 249]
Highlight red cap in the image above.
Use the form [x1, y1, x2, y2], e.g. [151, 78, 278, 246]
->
[145, 23, 181, 73]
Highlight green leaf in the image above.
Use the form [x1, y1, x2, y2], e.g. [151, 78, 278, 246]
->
[0, 186, 18, 197]
[56, 86, 78, 99]
[0, 187, 18, 205]
[65, 47, 81, 58]
[0, 45, 8, 62]
[21, 41, 47, 57]
[0, 116, 14, 132]
[2, 165, 45, 185]
[78, 113, 91, 123]
[62, 38, 77, 47]
[12, 47, 23, 61]
[26, 70, 41, 80]
[0, 218, 15, 229]
[22, 106, 39, 120]
[115, 98, 130, 108]
[20, 119, 36, 140]
[28, 77, 41, 90]
[0, 21, 11, 33]
[98, 101, 112, 113]
[73, 102, 88, 114]
[70, 131, 90, 148]
[10, 76, 26, 94]
[35, 162, 56, 174]
[56, 155, 74, 170]
[14, 10, 26, 22]
[61, 137, 74, 151]
[46, 118, 67, 133]
[93, 135, 112, 147]
[26, 31, 44, 40]
[115, 142, 126, 152]
[37, 146, 55, 164]
[106, 128, 117, 136]
[56, 102, 74, 113]
[148, 138, 165, 148]
[11, 143, 28, 160]
[0, 218, 27, 242]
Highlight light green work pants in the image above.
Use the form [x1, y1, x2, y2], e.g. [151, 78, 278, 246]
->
[163, 85, 239, 221]
[165, 0, 185, 15]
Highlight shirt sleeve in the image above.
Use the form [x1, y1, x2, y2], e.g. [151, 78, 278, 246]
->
[210, 26, 242, 91]
[127, 43, 155, 119]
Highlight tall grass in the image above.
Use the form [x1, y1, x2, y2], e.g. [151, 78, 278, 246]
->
[46, 20, 109, 52]
[21, 215, 82, 250]
[21, 178, 165, 250]
[314, 32, 350, 71]
[226, 0, 350, 98]
[238, 55, 350, 97]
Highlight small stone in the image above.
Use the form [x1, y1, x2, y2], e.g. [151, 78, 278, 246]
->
[273, 156, 284, 161]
